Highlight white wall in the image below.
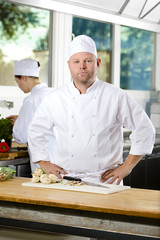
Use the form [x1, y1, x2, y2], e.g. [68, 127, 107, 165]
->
[126, 90, 158, 117]
[0, 86, 28, 118]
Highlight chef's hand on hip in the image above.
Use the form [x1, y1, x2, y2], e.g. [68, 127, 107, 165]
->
[100, 164, 131, 185]
[38, 161, 67, 179]
[101, 155, 142, 185]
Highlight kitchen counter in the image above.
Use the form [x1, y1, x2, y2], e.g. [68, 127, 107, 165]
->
[0, 148, 29, 169]
[0, 141, 28, 162]
[0, 177, 159, 239]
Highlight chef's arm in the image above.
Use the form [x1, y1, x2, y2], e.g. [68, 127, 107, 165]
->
[101, 154, 143, 185]
[6, 115, 18, 125]
[38, 161, 67, 179]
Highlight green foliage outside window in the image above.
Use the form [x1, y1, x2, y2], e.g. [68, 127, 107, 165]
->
[120, 26, 154, 90]
[72, 17, 112, 83]
[73, 17, 112, 51]
[0, 1, 49, 86]
[0, 0, 39, 40]
[72, 17, 154, 90]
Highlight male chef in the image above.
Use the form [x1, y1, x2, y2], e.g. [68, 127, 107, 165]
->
[28, 35, 155, 185]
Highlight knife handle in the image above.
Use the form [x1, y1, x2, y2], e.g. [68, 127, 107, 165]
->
[63, 176, 82, 181]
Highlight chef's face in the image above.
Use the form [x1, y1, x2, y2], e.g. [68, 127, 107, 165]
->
[15, 76, 30, 93]
[68, 52, 101, 86]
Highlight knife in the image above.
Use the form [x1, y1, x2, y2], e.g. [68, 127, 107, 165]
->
[63, 176, 110, 189]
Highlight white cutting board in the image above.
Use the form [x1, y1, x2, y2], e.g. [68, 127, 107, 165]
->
[22, 181, 130, 195]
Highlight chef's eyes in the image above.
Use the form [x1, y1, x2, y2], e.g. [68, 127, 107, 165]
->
[86, 59, 92, 63]
[73, 59, 92, 64]
[73, 60, 79, 64]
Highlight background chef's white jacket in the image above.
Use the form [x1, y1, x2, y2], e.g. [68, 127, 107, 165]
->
[28, 79, 155, 182]
[13, 83, 57, 172]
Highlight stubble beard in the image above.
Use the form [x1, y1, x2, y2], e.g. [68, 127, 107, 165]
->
[76, 71, 96, 85]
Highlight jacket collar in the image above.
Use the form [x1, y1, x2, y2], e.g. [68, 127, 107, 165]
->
[69, 78, 99, 95]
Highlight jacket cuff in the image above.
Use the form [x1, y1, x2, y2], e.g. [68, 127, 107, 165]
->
[30, 152, 49, 163]
[129, 144, 154, 156]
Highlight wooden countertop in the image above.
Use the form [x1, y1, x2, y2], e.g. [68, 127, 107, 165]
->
[0, 150, 28, 160]
[0, 177, 159, 219]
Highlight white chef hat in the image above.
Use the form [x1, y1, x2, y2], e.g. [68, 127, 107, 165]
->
[14, 58, 40, 77]
[68, 35, 97, 59]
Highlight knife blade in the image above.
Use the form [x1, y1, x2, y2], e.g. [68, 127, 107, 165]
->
[63, 176, 110, 189]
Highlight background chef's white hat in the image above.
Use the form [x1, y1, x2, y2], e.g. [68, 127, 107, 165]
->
[68, 35, 97, 59]
[14, 58, 40, 77]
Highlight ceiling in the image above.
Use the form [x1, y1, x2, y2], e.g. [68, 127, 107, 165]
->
[5, 0, 160, 32]
[67, 0, 160, 25]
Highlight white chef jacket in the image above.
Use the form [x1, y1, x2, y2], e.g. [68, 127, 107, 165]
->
[28, 79, 155, 183]
[13, 83, 57, 172]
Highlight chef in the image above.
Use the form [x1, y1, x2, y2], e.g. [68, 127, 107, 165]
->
[28, 35, 155, 184]
[7, 58, 57, 172]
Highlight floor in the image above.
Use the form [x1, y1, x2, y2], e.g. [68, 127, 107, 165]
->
[0, 228, 90, 240]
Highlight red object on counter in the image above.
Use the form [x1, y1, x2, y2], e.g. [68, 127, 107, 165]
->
[0, 142, 9, 152]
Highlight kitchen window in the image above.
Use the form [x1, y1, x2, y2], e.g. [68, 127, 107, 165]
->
[72, 16, 112, 83]
[120, 26, 154, 90]
[0, 1, 50, 86]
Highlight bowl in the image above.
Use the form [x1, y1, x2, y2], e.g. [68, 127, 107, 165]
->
[0, 167, 16, 181]
[0, 172, 10, 181]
